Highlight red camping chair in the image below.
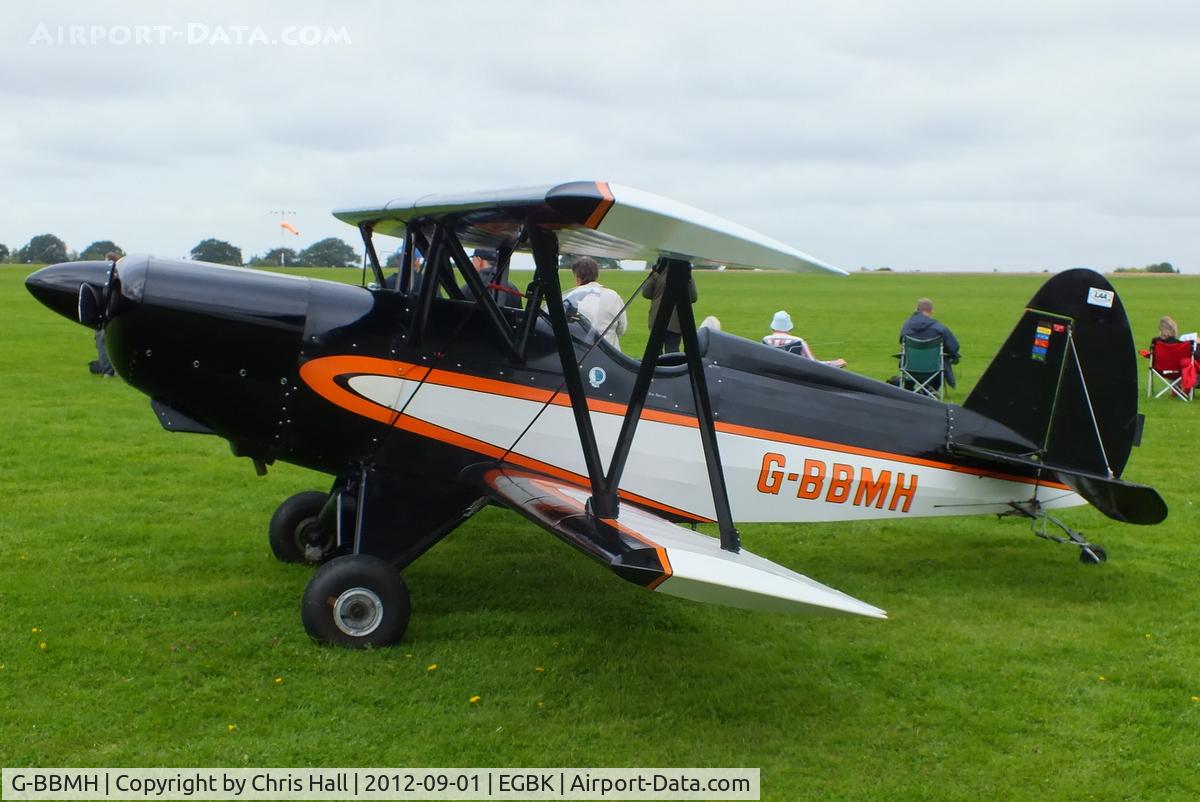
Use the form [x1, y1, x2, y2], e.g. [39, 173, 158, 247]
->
[1145, 339, 1196, 401]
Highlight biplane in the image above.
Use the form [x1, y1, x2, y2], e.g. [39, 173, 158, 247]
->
[26, 181, 1166, 648]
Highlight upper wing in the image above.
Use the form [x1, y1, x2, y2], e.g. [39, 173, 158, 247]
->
[461, 463, 885, 619]
[333, 180, 845, 274]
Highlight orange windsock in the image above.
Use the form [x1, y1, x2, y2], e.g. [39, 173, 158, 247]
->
[280, 221, 300, 236]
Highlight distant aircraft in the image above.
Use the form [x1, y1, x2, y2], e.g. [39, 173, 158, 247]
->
[26, 181, 1165, 648]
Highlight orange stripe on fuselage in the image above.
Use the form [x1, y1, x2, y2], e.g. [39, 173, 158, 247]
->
[297, 355, 710, 522]
[298, 355, 1073, 496]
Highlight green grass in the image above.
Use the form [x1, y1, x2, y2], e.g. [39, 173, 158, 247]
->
[2, 264, 1199, 800]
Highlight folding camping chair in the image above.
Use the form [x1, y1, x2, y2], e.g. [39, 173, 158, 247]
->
[898, 335, 945, 400]
[1146, 339, 1196, 401]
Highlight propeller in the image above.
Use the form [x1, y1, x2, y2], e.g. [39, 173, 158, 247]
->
[77, 259, 122, 329]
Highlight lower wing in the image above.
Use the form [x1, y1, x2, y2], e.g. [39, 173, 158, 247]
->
[462, 463, 885, 619]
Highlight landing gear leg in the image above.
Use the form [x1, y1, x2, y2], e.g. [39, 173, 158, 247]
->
[1005, 501, 1107, 564]
[299, 466, 487, 647]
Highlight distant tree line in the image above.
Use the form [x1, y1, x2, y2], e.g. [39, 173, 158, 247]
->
[193, 237, 359, 267]
[0, 233, 125, 264]
[0, 233, 359, 268]
[1113, 262, 1177, 274]
[1, 234, 1184, 277]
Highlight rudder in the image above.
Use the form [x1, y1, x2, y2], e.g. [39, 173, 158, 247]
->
[963, 269, 1140, 479]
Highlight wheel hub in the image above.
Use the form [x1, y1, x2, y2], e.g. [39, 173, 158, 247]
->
[297, 519, 332, 562]
[332, 587, 384, 637]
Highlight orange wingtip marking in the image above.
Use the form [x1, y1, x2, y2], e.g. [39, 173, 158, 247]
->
[599, 516, 674, 589]
[491, 472, 691, 579]
[583, 182, 615, 229]
[645, 571, 671, 591]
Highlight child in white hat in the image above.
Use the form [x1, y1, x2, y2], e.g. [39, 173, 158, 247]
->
[762, 311, 846, 368]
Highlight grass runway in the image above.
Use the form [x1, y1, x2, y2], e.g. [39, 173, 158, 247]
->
[1, 264, 1198, 800]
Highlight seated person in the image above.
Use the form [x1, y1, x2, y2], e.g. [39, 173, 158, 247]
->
[899, 297, 960, 388]
[1150, 315, 1181, 349]
[385, 247, 424, 293]
[1145, 316, 1199, 388]
[563, 256, 627, 350]
[460, 248, 521, 308]
[763, 310, 846, 368]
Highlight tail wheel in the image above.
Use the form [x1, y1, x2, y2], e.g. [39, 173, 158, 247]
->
[301, 555, 410, 648]
[268, 491, 336, 564]
[1079, 544, 1108, 564]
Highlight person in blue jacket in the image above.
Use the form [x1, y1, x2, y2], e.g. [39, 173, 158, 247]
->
[900, 298, 961, 388]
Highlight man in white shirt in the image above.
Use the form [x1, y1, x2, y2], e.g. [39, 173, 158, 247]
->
[564, 257, 628, 350]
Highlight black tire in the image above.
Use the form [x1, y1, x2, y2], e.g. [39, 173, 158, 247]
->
[301, 555, 410, 648]
[1079, 544, 1108, 564]
[268, 491, 335, 564]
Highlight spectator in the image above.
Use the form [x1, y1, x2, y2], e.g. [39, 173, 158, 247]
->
[1145, 315, 1200, 394]
[461, 247, 521, 308]
[763, 310, 845, 368]
[900, 297, 961, 388]
[642, 264, 697, 353]
[88, 252, 121, 376]
[386, 246, 423, 293]
[1151, 315, 1180, 347]
[564, 256, 627, 350]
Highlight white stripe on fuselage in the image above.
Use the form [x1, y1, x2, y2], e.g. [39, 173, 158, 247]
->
[346, 375, 1084, 523]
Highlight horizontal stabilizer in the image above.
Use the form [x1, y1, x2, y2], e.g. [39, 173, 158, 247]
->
[463, 463, 885, 619]
[949, 443, 1166, 525]
[334, 181, 845, 274]
[1059, 473, 1167, 525]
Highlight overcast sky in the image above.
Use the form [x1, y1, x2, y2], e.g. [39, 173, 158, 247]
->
[2, 1, 1197, 271]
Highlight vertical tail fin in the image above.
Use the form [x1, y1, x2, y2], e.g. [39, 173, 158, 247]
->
[963, 269, 1140, 479]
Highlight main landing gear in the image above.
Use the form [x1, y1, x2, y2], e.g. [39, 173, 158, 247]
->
[268, 491, 338, 564]
[267, 468, 487, 649]
[301, 554, 411, 648]
[1004, 501, 1107, 564]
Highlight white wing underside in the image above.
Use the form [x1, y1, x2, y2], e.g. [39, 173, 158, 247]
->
[333, 181, 845, 274]
[468, 464, 885, 620]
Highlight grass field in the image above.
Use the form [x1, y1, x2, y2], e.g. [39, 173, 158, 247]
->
[2, 264, 1198, 800]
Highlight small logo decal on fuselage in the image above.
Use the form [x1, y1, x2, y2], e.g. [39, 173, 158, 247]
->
[588, 367, 606, 388]
[1086, 287, 1114, 308]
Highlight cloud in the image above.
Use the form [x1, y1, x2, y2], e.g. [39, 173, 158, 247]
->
[0, 0, 1198, 271]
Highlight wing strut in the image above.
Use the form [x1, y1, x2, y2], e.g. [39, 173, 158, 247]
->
[529, 230, 740, 553]
[668, 257, 741, 553]
[357, 222, 387, 288]
[531, 228, 613, 508]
